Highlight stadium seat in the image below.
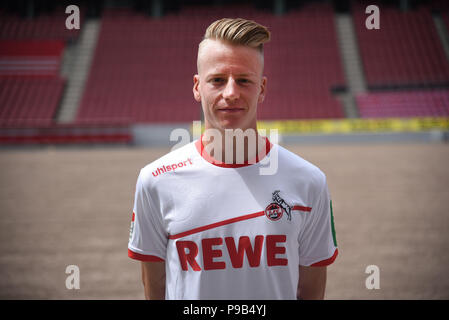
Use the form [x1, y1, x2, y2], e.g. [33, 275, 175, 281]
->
[0, 8, 82, 41]
[0, 40, 65, 77]
[0, 77, 65, 126]
[352, 2, 449, 88]
[356, 89, 449, 118]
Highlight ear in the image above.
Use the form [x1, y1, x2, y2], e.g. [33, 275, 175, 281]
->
[258, 76, 267, 103]
[193, 75, 201, 102]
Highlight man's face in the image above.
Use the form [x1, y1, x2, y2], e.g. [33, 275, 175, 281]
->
[193, 39, 267, 132]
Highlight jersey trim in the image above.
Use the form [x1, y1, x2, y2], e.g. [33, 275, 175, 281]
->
[168, 205, 313, 240]
[195, 135, 272, 168]
[128, 249, 165, 262]
[169, 211, 265, 240]
[310, 248, 339, 267]
[330, 200, 337, 247]
[292, 205, 312, 212]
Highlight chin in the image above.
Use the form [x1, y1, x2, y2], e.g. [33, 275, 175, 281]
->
[218, 120, 244, 130]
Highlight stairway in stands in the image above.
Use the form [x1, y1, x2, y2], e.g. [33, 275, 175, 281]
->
[57, 19, 100, 123]
[335, 13, 366, 118]
[433, 14, 449, 65]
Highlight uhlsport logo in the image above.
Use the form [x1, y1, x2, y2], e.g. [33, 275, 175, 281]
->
[265, 190, 292, 221]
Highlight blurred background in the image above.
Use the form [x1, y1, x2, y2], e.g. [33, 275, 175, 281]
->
[0, 0, 448, 299]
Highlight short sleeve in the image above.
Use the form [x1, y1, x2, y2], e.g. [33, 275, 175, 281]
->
[128, 169, 168, 262]
[298, 175, 338, 267]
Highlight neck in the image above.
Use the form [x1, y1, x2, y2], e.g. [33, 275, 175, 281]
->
[201, 127, 267, 165]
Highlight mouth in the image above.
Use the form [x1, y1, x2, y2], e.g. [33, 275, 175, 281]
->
[217, 107, 245, 113]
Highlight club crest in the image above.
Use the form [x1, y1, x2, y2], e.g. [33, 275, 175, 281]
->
[265, 203, 283, 221]
[265, 190, 292, 221]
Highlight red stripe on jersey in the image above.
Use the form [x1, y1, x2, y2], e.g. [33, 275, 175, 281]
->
[168, 204, 312, 240]
[310, 248, 338, 267]
[292, 205, 312, 212]
[169, 211, 265, 240]
[128, 249, 164, 262]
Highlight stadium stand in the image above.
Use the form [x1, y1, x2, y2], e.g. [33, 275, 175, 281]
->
[0, 5, 132, 144]
[0, 7, 81, 128]
[356, 89, 449, 118]
[0, 40, 65, 77]
[352, 2, 449, 89]
[0, 8, 81, 41]
[0, 121, 131, 144]
[260, 2, 346, 119]
[77, 3, 346, 123]
[76, 7, 200, 124]
[442, 12, 449, 32]
[0, 40, 67, 126]
[0, 76, 65, 126]
[1, 1, 448, 144]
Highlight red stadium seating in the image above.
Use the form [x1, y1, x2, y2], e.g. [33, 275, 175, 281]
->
[0, 122, 132, 144]
[77, 3, 345, 123]
[356, 90, 449, 118]
[0, 40, 65, 77]
[0, 6, 84, 128]
[352, 2, 449, 88]
[261, 4, 345, 119]
[0, 40, 66, 126]
[0, 77, 65, 126]
[0, 8, 82, 41]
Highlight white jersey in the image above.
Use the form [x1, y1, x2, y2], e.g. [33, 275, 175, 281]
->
[128, 137, 338, 300]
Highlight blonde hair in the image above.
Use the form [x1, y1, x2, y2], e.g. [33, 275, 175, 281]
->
[201, 18, 271, 53]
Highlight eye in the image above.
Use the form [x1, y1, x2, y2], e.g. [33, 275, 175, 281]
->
[237, 78, 250, 85]
[211, 77, 225, 84]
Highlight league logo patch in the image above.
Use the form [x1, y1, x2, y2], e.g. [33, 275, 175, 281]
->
[129, 212, 135, 242]
[265, 190, 292, 221]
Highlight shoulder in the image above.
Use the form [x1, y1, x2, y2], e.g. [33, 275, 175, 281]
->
[138, 140, 198, 185]
[275, 144, 327, 190]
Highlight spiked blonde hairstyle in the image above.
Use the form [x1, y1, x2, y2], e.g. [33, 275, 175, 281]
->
[201, 18, 271, 53]
[197, 18, 271, 72]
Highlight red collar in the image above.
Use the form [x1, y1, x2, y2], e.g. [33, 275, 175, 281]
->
[195, 134, 272, 168]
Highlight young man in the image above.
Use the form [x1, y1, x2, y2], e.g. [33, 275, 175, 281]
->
[128, 18, 338, 300]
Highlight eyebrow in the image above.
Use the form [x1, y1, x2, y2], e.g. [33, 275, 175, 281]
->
[207, 72, 256, 78]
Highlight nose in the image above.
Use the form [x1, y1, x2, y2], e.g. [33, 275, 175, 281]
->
[222, 78, 239, 102]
